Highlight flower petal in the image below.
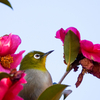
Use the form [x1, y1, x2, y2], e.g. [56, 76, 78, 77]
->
[55, 28, 65, 43]
[0, 78, 12, 100]
[3, 83, 23, 100]
[18, 73, 27, 84]
[81, 40, 100, 62]
[65, 27, 81, 41]
[80, 40, 93, 51]
[0, 34, 12, 56]
[3, 73, 26, 100]
[55, 27, 81, 44]
[9, 34, 21, 54]
[10, 50, 25, 69]
[0, 33, 21, 56]
[0, 64, 10, 73]
[93, 44, 100, 51]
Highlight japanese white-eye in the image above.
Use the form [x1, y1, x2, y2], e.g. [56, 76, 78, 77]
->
[19, 50, 53, 100]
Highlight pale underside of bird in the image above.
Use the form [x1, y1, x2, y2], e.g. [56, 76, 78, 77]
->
[19, 68, 52, 100]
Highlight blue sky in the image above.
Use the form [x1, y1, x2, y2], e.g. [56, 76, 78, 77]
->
[0, 0, 100, 100]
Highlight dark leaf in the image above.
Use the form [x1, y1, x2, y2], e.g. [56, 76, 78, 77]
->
[0, 0, 13, 9]
[0, 72, 10, 80]
[38, 84, 68, 100]
[64, 30, 80, 71]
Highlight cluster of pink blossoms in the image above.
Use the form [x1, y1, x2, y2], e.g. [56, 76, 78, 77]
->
[55, 27, 100, 87]
[0, 33, 26, 100]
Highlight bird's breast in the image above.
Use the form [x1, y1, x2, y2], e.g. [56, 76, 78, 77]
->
[25, 69, 52, 88]
[19, 69, 52, 100]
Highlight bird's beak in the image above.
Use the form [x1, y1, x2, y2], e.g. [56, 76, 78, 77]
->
[43, 50, 54, 57]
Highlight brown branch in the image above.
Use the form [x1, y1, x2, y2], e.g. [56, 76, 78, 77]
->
[58, 70, 70, 84]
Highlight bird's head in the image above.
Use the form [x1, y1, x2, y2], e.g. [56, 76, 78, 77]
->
[20, 50, 54, 71]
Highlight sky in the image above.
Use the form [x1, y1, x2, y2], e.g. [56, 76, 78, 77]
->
[0, 0, 100, 100]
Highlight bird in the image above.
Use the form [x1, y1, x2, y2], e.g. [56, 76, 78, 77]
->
[19, 50, 53, 100]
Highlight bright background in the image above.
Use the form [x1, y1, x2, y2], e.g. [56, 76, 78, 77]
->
[0, 0, 100, 100]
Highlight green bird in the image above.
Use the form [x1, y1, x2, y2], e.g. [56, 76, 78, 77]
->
[19, 50, 53, 100]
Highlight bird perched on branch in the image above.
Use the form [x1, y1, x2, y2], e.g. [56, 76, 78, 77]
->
[19, 50, 53, 100]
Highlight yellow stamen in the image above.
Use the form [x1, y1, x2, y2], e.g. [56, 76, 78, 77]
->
[0, 54, 13, 68]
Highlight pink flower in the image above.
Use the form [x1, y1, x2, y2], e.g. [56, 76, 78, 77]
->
[55, 27, 81, 43]
[76, 40, 100, 87]
[0, 33, 21, 56]
[0, 33, 25, 73]
[80, 40, 100, 62]
[0, 72, 27, 100]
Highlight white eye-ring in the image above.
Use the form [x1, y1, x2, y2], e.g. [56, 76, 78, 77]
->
[34, 54, 40, 59]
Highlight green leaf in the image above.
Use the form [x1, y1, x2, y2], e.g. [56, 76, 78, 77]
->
[38, 84, 68, 100]
[64, 30, 80, 71]
[0, 72, 10, 80]
[0, 0, 13, 9]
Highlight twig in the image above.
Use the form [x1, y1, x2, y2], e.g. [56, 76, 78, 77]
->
[58, 59, 79, 84]
[58, 71, 70, 84]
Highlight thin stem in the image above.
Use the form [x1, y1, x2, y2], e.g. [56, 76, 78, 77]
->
[58, 59, 79, 84]
[58, 71, 70, 84]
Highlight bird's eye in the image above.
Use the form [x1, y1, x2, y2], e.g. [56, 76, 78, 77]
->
[34, 54, 40, 59]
